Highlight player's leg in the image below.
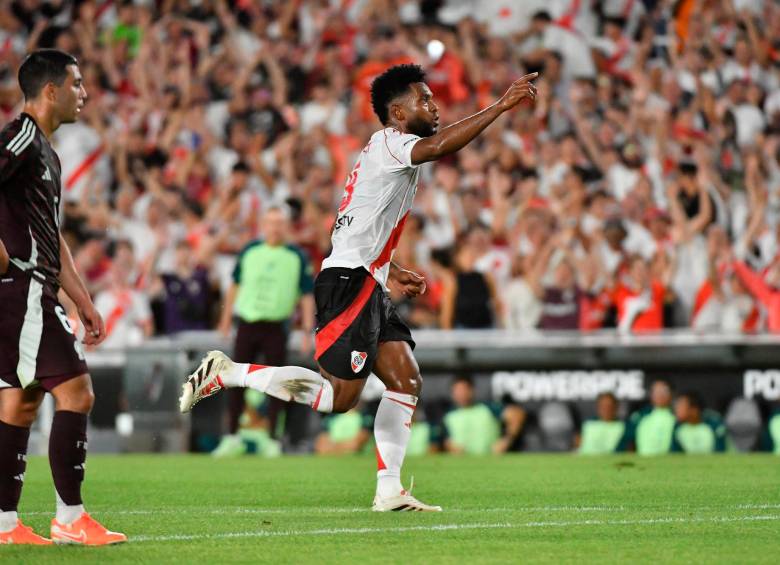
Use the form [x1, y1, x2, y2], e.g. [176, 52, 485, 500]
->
[370, 298, 440, 512]
[179, 334, 370, 416]
[181, 267, 381, 415]
[181, 351, 342, 414]
[47, 374, 126, 544]
[372, 341, 420, 500]
[0, 386, 52, 544]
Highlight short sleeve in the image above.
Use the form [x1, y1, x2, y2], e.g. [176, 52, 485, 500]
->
[486, 402, 504, 420]
[670, 424, 683, 453]
[382, 129, 421, 171]
[232, 240, 262, 284]
[290, 245, 314, 294]
[0, 118, 35, 186]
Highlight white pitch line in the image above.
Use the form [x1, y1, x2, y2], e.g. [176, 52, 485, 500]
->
[130, 515, 780, 543]
[21, 505, 625, 517]
[21, 503, 780, 518]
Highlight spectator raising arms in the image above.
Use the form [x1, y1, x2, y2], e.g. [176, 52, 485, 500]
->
[0, 0, 778, 337]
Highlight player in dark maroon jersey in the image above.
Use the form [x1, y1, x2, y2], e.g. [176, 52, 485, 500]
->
[0, 50, 126, 545]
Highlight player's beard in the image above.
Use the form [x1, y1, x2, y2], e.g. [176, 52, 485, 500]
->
[407, 115, 436, 138]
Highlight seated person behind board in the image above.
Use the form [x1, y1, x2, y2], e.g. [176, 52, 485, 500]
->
[671, 392, 726, 454]
[625, 380, 676, 455]
[578, 392, 629, 454]
[442, 377, 525, 455]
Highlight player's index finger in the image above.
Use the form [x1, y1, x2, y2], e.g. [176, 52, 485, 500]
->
[516, 72, 539, 84]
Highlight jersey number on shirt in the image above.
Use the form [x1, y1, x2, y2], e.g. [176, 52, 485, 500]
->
[54, 305, 86, 361]
[338, 160, 361, 213]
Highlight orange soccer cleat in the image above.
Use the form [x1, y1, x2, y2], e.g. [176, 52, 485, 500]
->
[50, 512, 127, 545]
[0, 520, 53, 545]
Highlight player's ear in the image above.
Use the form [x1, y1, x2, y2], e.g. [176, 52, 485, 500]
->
[43, 82, 57, 103]
[390, 103, 405, 123]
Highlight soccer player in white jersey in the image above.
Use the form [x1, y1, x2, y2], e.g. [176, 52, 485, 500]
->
[180, 64, 537, 511]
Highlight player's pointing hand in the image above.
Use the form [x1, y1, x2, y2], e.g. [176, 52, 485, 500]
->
[497, 72, 538, 112]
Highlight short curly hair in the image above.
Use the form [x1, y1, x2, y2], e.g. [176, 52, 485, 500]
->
[370, 64, 426, 125]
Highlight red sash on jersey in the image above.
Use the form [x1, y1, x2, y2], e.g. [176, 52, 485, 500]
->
[369, 211, 410, 274]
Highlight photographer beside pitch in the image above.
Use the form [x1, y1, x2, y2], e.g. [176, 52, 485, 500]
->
[0, 50, 125, 545]
[181, 64, 537, 511]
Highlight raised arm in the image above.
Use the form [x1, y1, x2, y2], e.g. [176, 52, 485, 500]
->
[410, 73, 537, 165]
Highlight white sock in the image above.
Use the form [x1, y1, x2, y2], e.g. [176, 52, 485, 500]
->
[0, 510, 17, 532]
[374, 390, 417, 499]
[55, 491, 84, 525]
[220, 362, 334, 413]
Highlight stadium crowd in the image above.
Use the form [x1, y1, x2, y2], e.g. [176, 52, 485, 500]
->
[0, 0, 780, 347]
[2, 0, 780, 343]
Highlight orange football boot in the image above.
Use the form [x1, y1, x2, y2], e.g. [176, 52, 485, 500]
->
[50, 512, 126, 545]
[0, 520, 53, 544]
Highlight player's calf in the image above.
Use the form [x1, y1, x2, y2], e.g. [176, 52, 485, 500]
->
[0, 420, 32, 537]
[47, 375, 125, 542]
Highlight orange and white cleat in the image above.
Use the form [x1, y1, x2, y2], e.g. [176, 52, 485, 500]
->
[50, 513, 127, 545]
[0, 520, 53, 544]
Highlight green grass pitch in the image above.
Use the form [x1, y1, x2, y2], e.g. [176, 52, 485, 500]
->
[2, 454, 778, 563]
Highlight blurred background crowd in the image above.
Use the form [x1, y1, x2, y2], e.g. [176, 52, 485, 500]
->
[2, 0, 780, 344]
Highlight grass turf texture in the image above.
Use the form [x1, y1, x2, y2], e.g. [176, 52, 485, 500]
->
[2, 455, 778, 564]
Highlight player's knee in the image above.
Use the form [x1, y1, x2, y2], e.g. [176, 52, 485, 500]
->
[13, 404, 39, 427]
[413, 372, 423, 397]
[406, 371, 422, 397]
[387, 371, 422, 397]
[77, 389, 96, 413]
[57, 389, 95, 414]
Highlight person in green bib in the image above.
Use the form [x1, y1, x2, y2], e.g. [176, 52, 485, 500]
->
[671, 392, 726, 454]
[214, 206, 315, 456]
[442, 377, 526, 455]
[578, 392, 629, 455]
[625, 380, 676, 455]
[765, 409, 780, 454]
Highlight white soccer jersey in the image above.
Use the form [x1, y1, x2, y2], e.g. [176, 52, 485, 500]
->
[322, 127, 422, 288]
